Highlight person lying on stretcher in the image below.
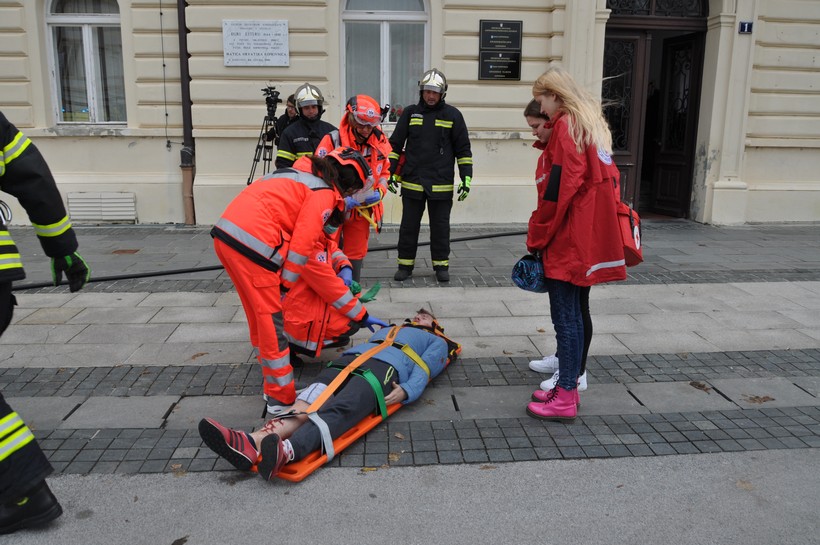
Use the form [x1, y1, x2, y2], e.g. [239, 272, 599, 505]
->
[199, 308, 458, 481]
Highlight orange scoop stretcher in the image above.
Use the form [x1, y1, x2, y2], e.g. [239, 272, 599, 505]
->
[259, 324, 460, 482]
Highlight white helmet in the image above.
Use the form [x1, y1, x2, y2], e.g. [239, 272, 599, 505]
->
[294, 83, 324, 116]
[419, 68, 447, 99]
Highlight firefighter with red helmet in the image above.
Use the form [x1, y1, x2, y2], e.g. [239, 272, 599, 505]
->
[211, 147, 383, 416]
[314, 95, 391, 282]
[388, 69, 473, 283]
[275, 83, 337, 169]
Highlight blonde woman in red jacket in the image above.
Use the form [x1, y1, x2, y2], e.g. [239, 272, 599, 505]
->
[525, 65, 626, 421]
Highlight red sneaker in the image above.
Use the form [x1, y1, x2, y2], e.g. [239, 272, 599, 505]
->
[257, 434, 289, 481]
[526, 385, 577, 421]
[198, 418, 259, 471]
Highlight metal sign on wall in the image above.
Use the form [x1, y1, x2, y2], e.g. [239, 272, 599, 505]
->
[223, 20, 289, 67]
[479, 20, 522, 80]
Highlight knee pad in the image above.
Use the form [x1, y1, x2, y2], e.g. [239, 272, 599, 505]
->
[296, 383, 327, 404]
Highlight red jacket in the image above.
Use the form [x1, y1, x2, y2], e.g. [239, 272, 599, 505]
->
[526, 113, 626, 287]
[211, 158, 343, 291]
[283, 237, 367, 357]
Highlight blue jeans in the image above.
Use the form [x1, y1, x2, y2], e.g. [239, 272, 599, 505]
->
[546, 279, 582, 390]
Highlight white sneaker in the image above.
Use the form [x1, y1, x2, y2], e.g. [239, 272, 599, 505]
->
[529, 354, 559, 373]
[578, 371, 588, 391]
[540, 370, 589, 391]
[539, 370, 560, 391]
[266, 402, 294, 417]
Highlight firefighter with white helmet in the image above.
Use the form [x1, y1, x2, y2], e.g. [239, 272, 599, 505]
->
[275, 83, 337, 169]
[388, 68, 473, 283]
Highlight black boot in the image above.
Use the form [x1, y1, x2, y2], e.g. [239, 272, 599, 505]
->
[0, 481, 62, 535]
[434, 266, 450, 283]
[393, 267, 413, 281]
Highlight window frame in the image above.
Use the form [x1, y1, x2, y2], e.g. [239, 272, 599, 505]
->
[340, 2, 430, 124]
[45, 0, 125, 124]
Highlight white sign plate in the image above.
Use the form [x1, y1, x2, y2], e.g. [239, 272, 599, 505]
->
[223, 20, 289, 67]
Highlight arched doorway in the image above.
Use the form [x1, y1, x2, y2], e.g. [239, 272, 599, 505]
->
[602, 1, 708, 218]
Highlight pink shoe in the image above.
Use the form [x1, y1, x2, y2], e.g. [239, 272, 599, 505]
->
[526, 386, 577, 421]
[531, 387, 581, 408]
[257, 434, 289, 481]
[199, 418, 259, 471]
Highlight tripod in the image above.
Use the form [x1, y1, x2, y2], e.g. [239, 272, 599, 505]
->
[247, 86, 282, 185]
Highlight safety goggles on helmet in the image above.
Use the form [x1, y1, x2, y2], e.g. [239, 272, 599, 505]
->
[419, 69, 448, 96]
[326, 147, 373, 188]
[346, 95, 382, 127]
[294, 83, 324, 111]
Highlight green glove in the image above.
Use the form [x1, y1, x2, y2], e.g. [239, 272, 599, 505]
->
[387, 174, 401, 194]
[458, 176, 472, 201]
[51, 251, 90, 292]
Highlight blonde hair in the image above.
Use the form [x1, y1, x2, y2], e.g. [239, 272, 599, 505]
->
[532, 64, 613, 154]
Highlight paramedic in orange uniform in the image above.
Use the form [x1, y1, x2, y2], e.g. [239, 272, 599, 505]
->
[314, 95, 391, 282]
[210, 147, 381, 417]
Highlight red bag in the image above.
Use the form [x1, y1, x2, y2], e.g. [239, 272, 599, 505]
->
[617, 201, 643, 267]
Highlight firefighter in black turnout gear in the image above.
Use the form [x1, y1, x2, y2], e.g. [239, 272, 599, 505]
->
[275, 83, 337, 169]
[388, 69, 473, 283]
[0, 110, 90, 534]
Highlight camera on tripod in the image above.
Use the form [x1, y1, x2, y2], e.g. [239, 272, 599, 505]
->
[262, 86, 282, 120]
[247, 85, 284, 184]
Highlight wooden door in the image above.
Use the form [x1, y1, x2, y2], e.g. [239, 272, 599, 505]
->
[650, 32, 705, 217]
[602, 30, 650, 207]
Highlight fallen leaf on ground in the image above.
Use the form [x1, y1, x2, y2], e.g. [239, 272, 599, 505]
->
[536, 328, 546, 333]
[394, 432, 406, 440]
[388, 452, 402, 462]
[742, 394, 775, 404]
[736, 480, 754, 491]
[190, 352, 208, 360]
[479, 464, 497, 470]
[689, 381, 711, 393]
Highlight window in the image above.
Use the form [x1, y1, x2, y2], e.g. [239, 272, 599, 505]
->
[47, 0, 126, 123]
[342, 0, 428, 122]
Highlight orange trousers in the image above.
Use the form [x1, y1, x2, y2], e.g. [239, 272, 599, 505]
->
[338, 213, 371, 260]
[214, 239, 296, 404]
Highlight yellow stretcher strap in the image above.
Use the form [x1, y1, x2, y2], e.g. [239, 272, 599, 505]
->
[397, 343, 430, 377]
[354, 205, 379, 231]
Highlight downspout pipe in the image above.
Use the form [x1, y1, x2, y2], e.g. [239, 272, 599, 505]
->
[177, 0, 196, 225]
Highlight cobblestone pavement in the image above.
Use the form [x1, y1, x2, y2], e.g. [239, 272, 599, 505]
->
[3, 221, 820, 478]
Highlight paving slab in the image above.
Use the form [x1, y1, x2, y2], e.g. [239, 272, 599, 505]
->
[165, 323, 249, 343]
[703, 310, 803, 330]
[0, 324, 87, 344]
[627, 381, 738, 412]
[165, 395, 262, 429]
[452, 385, 534, 420]
[709, 378, 819, 409]
[614, 331, 720, 354]
[0, 343, 141, 368]
[138, 292, 221, 307]
[69, 323, 178, 344]
[793, 377, 820, 397]
[60, 395, 179, 429]
[68, 307, 160, 324]
[7, 396, 87, 430]
[472, 316, 553, 337]
[456, 335, 539, 359]
[148, 306, 238, 324]
[576, 383, 650, 415]
[14, 293, 76, 308]
[390, 386, 458, 422]
[693, 328, 818, 352]
[17, 307, 82, 324]
[779, 309, 820, 328]
[124, 342, 254, 366]
[61, 292, 150, 307]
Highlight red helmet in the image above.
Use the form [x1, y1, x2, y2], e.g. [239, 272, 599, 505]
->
[326, 147, 372, 190]
[346, 95, 382, 127]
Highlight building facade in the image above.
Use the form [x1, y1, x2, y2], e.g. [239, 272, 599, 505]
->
[1, 0, 818, 226]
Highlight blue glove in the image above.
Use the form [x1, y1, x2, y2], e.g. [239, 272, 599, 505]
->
[362, 314, 389, 333]
[51, 251, 90, 292]
[362, 191, 381, 206]
[344, 196, 358, 211]
[337, 267, 353, 287]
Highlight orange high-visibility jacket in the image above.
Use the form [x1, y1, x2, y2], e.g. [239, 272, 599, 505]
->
[315, 114, 392, 220]
[283, 237, 367, 357]
[212, 158, 343, 291]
